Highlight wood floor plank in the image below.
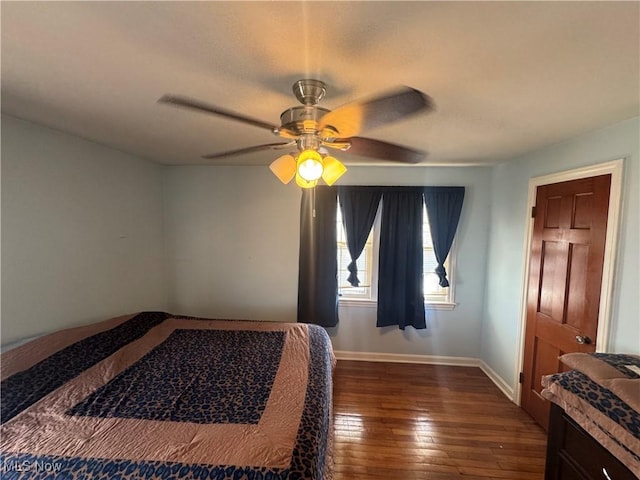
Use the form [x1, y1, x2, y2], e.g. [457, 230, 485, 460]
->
[332, 360, 547, 479]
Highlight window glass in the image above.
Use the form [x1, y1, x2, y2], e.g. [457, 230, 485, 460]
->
[337, 206, 374, 299]
[337, 202, 455, 304]
[423, 205, 451, 302]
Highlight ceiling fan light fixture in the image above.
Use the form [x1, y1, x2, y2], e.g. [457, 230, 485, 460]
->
[295, 172, 318, 189]
[269, 154, 297, 184]
[321, 156, 347, 186]
[296, 149, 324, 181]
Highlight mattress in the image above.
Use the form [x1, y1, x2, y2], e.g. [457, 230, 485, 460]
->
[1, 312, 335, 479]
[541, 353, 640, 478]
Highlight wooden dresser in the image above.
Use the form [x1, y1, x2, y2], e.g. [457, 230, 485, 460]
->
[545, 404, 637, 480]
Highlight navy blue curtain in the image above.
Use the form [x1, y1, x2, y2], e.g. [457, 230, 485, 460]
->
[423, 187, 465, 287]
[377, 188, 426, 330]
[337, 186, 382, 286]
[297, 187, 339, 327]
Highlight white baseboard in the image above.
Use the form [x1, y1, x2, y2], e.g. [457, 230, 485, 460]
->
[334, 350, 480, 366]
[479, 360, 515, 401]
[334, 350, 515, 402]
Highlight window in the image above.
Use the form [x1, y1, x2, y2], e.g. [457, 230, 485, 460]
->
[422, 205, 454, 304]
[336, 206, 377, 300]
[337, 203, 455, 307]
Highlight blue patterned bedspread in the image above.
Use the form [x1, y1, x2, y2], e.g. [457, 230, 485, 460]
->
[0, 312, 334, 479]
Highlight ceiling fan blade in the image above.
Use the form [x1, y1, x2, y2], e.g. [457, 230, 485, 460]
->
[319, 86, 434, 138]
[202, 142, 293, 160]
[159, 94, 279, 132]
[330, 136, 426, 164]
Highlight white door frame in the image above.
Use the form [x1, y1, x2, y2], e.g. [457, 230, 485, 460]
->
[513, 159, 624, 405]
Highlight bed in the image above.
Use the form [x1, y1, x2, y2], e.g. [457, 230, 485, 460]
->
[541, 353, 639, 480]
[1, 312, 335, 479]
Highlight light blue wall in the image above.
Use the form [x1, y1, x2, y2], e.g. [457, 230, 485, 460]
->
[162, 166, 302, 322]
[481, 117, 640, 387]
[1, 115, 168, 344]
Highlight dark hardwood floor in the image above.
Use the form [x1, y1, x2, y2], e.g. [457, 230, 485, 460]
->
[333, 360, 547, 480]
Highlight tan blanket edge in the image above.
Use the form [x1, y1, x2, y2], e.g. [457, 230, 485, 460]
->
[559, 353, 629, 383]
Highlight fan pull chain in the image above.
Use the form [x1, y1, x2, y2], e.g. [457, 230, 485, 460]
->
[312, 188, 316, 218]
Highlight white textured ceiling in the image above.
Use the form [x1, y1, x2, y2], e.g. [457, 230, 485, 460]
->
[1, 1, 639, 166]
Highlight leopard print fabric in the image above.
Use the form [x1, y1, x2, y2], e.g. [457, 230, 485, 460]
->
[591, 353, 640, 378]
[67, 329, 285, 424]
[0, 315, 333, 479]
[548, 370, 640, 438]
[1, 312, 171, 423]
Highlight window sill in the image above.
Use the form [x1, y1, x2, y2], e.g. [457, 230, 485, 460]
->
[425, 302, 456, 311]
[338, 299, 457, 310]
[338, 298, 377, 308]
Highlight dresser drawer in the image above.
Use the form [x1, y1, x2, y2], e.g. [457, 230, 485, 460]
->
[561, 412, 634, 480]
[545, 404, 636, 480]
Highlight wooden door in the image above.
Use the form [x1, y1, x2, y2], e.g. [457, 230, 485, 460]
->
[521, 174, 611, 429]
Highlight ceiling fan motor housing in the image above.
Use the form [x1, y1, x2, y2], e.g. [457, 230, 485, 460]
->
[279, 106, 330, 135]
[280, 79, 339, 138]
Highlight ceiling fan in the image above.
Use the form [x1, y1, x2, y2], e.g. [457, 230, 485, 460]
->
[158, 79, 434, 188]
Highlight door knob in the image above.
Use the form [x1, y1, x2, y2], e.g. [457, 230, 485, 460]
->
[576, 335, 592, 345]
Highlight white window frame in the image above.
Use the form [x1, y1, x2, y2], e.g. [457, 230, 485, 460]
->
[422, 202, 456, 309]
[424, 237, 457, 310]
[337, 206, 380, 305]
[337, 203, 457, 310]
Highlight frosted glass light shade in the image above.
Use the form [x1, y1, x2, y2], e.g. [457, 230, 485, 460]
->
[297, 149, 323, 181]
[269, 154, 297, 184]
[295, 172, 318, 189]
[321, 156, 347, 186]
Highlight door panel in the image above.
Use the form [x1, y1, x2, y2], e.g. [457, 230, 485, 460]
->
[529, 337, 562, 427]
[573, 193, 594, 229]
[521, 174, 611, 429]
[566, 243, 589, 330]
[544, 196, 562, 228]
